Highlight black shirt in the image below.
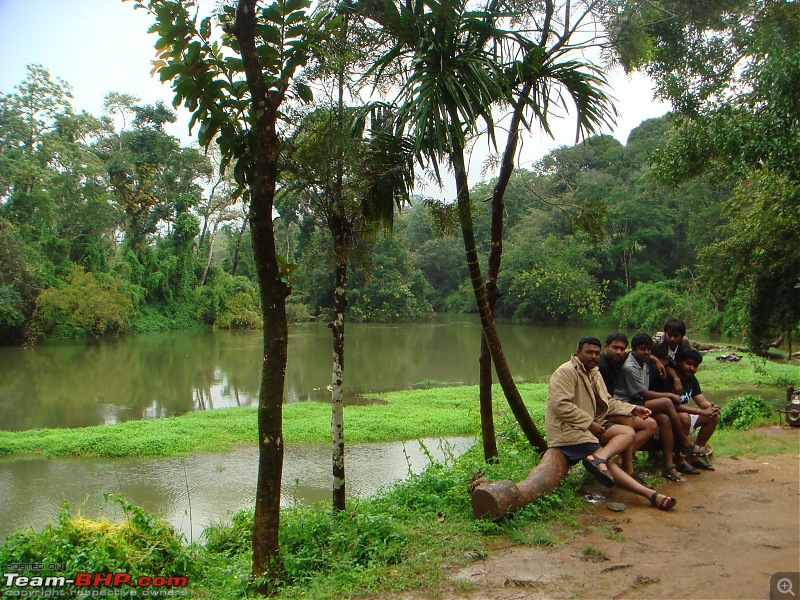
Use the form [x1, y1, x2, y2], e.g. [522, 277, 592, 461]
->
[598, 352, 623, 396]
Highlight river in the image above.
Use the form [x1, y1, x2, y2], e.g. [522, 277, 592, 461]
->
[0, 316, 759, 542]
[0, 315, 743, 431]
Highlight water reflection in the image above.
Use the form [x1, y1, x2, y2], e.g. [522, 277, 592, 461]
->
[0, 437, 474, 543]
[0, 316, 742, 431]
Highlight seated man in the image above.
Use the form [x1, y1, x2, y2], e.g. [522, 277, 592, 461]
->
[652, 318, 692, 394]
[615, 333, 694, 483]
[650, 349, 719, 472]
[546, 336, 676, 511]
[599, 333, 658, 480]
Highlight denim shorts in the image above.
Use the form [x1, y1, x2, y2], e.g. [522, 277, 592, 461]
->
[555, 441, 602, 466]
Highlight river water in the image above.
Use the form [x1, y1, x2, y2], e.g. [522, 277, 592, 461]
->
[0, 316, 762, 542]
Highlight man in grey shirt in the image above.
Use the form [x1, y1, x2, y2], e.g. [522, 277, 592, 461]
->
[615, 333, 695, 482]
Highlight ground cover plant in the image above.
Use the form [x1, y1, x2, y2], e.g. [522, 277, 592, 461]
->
[0, 352, 794, 459]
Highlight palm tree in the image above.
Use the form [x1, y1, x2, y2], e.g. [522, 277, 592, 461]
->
[353, 0, 615, 454]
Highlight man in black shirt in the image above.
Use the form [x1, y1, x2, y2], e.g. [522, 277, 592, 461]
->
[601, 333, 657, 481]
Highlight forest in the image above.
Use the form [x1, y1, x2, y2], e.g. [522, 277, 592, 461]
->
[1, 65, 797, 350]
[2, 0, 799, 589]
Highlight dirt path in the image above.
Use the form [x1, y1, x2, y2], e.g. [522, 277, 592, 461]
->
[443, 437, 799, 599]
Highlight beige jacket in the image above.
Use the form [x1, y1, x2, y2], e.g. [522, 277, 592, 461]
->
[546, 355, 639, 447]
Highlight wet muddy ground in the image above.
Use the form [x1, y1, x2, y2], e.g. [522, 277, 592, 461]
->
[444, 437, 799, 599]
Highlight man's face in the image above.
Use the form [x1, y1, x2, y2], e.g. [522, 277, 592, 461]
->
[678, 358, 699, 378]
[631, 344, 652, 364]
[665, 331, 684, 351]
[577, 343, 602, 371]
[604, 340, 627, 364]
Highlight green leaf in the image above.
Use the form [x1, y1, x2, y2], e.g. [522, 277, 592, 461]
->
[295, 82, 313, 103]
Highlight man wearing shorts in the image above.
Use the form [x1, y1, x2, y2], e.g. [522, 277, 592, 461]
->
[650, 348, 719, 472]
[546, 337, 677, 511]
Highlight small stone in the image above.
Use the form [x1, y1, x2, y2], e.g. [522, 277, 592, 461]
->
[606, 502, 627, 512]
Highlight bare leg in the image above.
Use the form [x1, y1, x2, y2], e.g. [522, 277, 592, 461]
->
[646, 397, 691, 450]
[695, 414, 719, 448]
[606, 461, 676, 509]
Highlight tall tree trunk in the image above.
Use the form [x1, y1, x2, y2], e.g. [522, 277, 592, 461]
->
[199, 221, 218, 287]
[231, 209, 249, 276]
[331, 242, 347, 511]
[330, 22, 348, 512]
[448, 127, 547, 453]
[233, 0, 291, 584]
[478, 80, 534, 462]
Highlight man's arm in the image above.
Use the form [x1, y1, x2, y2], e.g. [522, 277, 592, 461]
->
[640, 388, 682, 405]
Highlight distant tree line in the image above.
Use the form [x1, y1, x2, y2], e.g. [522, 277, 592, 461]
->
[1, 64, 797, 351]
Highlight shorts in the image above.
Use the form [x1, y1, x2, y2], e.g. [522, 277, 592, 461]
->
[556, 441, 602, 466]
[652, 415, 700, 441]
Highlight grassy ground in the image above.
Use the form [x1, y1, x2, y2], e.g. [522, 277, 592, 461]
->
[0, 352, 796, 598]
[0, 352, 796, 458]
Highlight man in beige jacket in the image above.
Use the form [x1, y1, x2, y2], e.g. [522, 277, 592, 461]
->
[546, 336, 677, 511]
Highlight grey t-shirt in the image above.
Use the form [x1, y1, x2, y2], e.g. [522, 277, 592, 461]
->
[614, 353, 649, 406]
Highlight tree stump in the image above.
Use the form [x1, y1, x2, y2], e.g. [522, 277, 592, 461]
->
[469, 448, 570, 520]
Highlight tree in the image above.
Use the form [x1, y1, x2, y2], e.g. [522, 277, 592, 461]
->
[613, 0, 800, 352]
[135, 0, 336, 583]
[356, 0, 618, 456]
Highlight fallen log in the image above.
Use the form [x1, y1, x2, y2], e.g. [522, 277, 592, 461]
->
[469, 448, 569, 520]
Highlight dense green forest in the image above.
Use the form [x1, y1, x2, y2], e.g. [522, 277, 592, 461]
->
[0, 65, 796, 347]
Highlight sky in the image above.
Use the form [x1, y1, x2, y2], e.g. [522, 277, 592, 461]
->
[0, 0, 672, 197]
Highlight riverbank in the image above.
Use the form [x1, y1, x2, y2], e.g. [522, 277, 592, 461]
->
[1, 351, 797, 459]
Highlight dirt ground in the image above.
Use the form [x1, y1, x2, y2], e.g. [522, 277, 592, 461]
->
[441, 428, 800, 600]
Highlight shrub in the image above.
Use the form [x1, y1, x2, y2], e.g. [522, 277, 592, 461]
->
[719, 394, 774, 430]
[30, 266, 132, 337]
[0, 495, 198, 580]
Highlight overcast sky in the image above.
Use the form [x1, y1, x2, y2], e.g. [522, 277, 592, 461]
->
[0, 0, 671, 197]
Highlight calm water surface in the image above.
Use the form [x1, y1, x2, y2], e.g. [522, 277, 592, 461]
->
[0, 315, 744, 431]
[1, 317, 775, 543]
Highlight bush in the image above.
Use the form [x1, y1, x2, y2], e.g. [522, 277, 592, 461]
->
[611, 280, 685, 331]
[0, 495, 198, 581]
[30, 266, 132, 337]
[719, 394, 774, 430]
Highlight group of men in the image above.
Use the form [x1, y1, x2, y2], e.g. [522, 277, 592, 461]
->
[545, 319, 719, 511]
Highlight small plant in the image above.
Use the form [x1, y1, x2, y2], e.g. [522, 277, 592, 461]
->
[582, 545, 608, 560]
[720, 394, 774, 430]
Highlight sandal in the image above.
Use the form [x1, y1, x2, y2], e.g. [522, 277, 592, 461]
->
[690, 457, 715, 471]
[650, 491, 678, 511]
[661, 465, 686, 483]
[677, 462, 701, 475]
[582, 455, 615, 488]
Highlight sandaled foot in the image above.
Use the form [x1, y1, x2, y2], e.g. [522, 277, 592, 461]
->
[661, 465, 686, 483]
[650, 491, 677, 511]
[677, 462, 701, 475]
[582, 455, 614, 487]
[690, 457, 715, 471]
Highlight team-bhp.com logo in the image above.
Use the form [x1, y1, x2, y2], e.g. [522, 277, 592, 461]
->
[3, 565, 189, 597]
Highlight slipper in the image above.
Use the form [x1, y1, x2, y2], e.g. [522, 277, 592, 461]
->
[690, 457, 715, 471]
[661, 465, 686, 482]
[582, 455, 615, 488]
[677, 463, 701, 475]
[650, 491, 677, 511]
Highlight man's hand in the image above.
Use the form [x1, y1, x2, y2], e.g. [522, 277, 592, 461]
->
[588, 421, 604, 438]
[672, 378, 684, 395]
[699, 407, 718, 418]
[632, 405, 652, 419]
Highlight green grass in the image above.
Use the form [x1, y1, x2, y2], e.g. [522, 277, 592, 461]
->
[695, 352, 798, 390]
[1, 349, 795, 459]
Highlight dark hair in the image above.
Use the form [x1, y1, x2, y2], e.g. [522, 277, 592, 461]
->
[664, 318, 687, 336]
[631, 332, 653, 349]
[680, 349, 704, 364]
[604, 333, 628, 346]
[577, 336, 602, 351]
